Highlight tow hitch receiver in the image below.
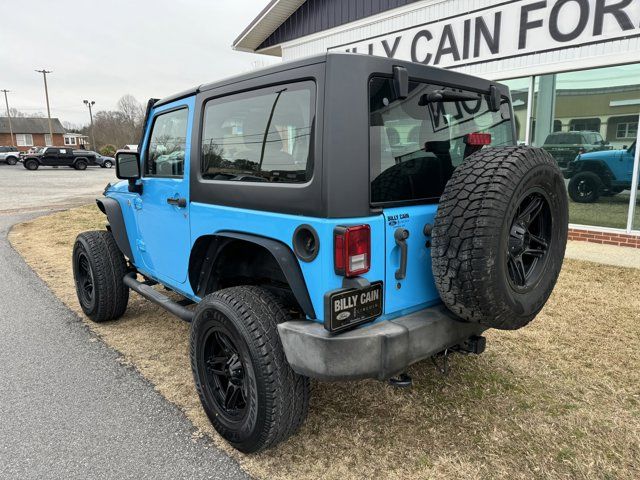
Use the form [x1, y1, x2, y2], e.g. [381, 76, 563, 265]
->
[455, 335, 487, 355]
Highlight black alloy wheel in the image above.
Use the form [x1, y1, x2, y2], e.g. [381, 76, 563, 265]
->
[202, 324, 251, 421]
[506, 190, 552, 292]
[568, 171, 601, 203]
[75, 250, 96, 311]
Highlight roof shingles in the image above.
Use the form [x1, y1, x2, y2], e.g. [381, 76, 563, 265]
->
[0, 117, 66, 134]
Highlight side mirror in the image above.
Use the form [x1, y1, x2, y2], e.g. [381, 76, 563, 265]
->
[115, 150, 140, 179]
[115, 150, 141, 193]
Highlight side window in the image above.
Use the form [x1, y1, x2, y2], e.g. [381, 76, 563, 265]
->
[47, 148, 58, 154]
[201, 81, 315, 183]
[145, 108, 189, 177]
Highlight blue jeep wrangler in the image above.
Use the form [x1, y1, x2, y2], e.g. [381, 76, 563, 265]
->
[566, 142, 638, 203]
[72, 53, 568, 453]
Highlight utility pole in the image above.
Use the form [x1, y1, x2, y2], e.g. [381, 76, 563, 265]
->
[83, 100, 96, 150]
[35, 69, 54, 143]
[1, 89, 14, 146]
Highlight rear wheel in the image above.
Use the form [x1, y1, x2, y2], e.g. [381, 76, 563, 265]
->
[24, 159, 38, 170]
[190, 286, 310, 453]
[568, 171, 602, 203]
[6, 156, 17, 165]
[74, 159, 88, 170]
[72, 230, 129, 322]
[432, 146, 568, 330]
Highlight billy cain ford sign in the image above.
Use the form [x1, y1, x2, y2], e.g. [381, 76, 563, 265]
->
[331, 0, 640, 68]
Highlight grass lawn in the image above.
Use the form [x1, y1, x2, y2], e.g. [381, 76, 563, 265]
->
[9, 205, 640, 480]
[568, 194, 638, 229]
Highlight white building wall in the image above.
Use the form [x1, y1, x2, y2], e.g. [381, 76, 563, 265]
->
[280, 0, 640, 81]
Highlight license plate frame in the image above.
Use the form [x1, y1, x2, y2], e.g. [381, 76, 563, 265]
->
[324, 281, 383, 333]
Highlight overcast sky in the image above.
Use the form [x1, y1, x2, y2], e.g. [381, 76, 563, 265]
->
[1, 0, 277, 125]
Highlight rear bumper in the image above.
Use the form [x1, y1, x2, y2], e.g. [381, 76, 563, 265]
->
[278, 304, 485, 381]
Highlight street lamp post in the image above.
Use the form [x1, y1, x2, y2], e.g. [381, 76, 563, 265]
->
[1, 89, 14, 146]
[35, 69, 54, 145]
[83, 100, 96, 150]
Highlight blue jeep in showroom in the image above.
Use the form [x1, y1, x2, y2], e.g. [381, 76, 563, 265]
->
[72, 53, 568, 453]
[566, 142, 638, 203]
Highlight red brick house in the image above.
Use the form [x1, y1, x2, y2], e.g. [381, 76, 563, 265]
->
[0, 117, 66, 152]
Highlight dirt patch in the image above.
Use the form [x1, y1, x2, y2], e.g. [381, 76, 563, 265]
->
[9, 205, 640, 480]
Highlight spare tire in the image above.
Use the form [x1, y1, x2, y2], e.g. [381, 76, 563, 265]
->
[432, 146, 568, 330]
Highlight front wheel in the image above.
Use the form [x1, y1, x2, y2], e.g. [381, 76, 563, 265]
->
[72, 231, 129, 322]
[568, 171, 602, 203]
[190, 286, 310, 453]
[102, 160, 113, 168]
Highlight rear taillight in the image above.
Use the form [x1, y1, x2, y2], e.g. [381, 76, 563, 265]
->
[334, 225, 371, 277]
[465, 132, 492, 146]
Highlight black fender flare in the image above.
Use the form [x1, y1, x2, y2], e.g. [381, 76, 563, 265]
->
[96, 197, 134, 261]
[191, 231, 316, 319]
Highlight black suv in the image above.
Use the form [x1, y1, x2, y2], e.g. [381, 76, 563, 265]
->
[22, 147, 97, 170]
[542, 131, 611, 170]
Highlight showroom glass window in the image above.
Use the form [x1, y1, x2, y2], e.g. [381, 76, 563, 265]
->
[514, 64, 640, 231]
[200, 81, 315, 184]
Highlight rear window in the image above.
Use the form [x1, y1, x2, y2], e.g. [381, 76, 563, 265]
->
[369, 77, 514, 204]
[201, 81, 315, 184]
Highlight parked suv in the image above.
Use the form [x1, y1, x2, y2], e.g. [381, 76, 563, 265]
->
[542, 131, 610, 170]
[0, 146, 20, 165]
[22, 147, 96, 170]
[565, 142, 638, 203]
[72, 53, 568, 453]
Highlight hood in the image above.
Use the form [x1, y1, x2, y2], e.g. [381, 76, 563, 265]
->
[578, 149, 623, 161]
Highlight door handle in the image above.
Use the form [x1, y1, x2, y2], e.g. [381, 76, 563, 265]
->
[167, 197, 187, 208]
[394, 228, 410, 280]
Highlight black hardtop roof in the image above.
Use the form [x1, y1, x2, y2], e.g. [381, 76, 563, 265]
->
[154, 52, 507, 107]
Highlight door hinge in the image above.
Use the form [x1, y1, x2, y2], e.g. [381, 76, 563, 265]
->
[136, 239, 146, 252]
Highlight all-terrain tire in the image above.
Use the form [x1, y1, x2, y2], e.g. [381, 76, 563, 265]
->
[432, 146, 568, 330]
[568, 171, 602, 203]
[190, 286, 310, 453]
[24, 159, 38, 170]
[72, 230, 129, 322]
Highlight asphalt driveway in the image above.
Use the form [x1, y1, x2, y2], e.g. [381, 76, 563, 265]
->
[0, 166, 248, 479]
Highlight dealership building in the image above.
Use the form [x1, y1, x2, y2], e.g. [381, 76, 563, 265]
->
[235, 0, 640, 247]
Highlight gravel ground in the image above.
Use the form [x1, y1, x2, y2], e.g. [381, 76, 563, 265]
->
[0, 164, 116, 213]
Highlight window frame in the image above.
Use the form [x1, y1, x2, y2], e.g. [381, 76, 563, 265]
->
[617, 122, 638, 139]
[16, 133, 34, 147]
[198, 80, 316, 186]
[143, 106, 189, 179]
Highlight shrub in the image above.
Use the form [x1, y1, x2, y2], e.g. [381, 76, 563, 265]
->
[99, 144, 116, 157]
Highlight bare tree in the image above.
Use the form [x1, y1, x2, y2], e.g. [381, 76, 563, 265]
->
[7, 108, 45, 118]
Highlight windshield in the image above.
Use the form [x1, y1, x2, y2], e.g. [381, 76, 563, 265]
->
[369, 77, 514, 204]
